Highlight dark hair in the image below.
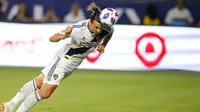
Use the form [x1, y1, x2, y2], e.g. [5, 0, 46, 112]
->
[87, 2, 101, 23]
[146, 4, 158, 19]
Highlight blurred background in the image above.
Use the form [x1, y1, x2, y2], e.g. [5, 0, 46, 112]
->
[0, 0, 200, 112]
[0, 0, 200, 27]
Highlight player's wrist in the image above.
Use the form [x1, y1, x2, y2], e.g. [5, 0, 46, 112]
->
[58, 30, 66, 35]
[57, 31, 68, 40]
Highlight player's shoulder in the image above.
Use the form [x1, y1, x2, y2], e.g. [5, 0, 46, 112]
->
[72, 19, 89, 29]
[103, 24, 114, 33]
[70, 20, 88, 37]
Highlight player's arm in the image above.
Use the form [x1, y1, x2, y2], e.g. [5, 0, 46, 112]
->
[97, 31, 113, 53]
[49, 26, 72, 42]
[102, 31, 113, 47]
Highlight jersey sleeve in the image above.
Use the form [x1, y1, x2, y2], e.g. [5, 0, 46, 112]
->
[71, 20, 88, 28]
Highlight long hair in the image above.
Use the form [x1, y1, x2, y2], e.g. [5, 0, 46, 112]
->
[87, 2, 101, 23]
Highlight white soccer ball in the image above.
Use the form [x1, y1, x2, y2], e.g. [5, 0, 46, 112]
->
[100, 7, 119, 26]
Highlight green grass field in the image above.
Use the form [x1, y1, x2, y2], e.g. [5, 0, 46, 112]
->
[0, 67, 200, 112]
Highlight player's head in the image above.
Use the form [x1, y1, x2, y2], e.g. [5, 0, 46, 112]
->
[87, 2, 103, 34]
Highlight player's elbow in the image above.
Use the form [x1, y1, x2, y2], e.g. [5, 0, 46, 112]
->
[49, 36, 57, 42]
[49, 37, 54, 42]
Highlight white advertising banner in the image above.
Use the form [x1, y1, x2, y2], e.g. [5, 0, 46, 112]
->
[0, 22, 200, 71]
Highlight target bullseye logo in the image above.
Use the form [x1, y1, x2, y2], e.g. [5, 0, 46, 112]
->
[146, 42, 155, 53]
[135, 32, 166, 68]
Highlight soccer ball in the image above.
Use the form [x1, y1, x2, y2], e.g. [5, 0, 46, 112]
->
[100, 7, 119, 26]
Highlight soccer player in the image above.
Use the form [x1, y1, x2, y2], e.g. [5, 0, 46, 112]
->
[1, 2, 117, 112]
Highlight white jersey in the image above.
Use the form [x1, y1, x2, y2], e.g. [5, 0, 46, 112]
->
[55, 19, 114, 59]
[42, 20, 113, 85]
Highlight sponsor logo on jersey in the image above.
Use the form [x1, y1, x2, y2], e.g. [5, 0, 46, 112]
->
[53, 74, 58, 80]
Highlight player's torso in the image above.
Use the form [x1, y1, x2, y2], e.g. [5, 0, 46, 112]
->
[60, 20, 113, 59]
[70, 23, 98, 48]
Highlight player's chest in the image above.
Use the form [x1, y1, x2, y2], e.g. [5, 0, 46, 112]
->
[74, 31, 102, 43]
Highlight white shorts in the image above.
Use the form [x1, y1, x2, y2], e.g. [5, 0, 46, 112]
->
[42, 56, 82, 85]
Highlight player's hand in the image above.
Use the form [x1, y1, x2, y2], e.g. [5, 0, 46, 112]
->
[64, 26, 73, 37]
[97, 44, 105, 54]
[59, 26, 73, 39]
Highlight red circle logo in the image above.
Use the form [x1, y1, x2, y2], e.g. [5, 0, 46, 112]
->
[135, 32, 166, 68]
